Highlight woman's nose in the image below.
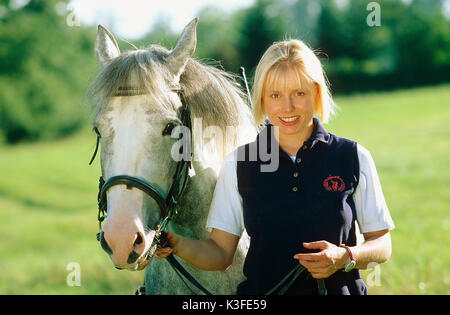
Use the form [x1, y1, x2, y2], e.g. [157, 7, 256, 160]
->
[281, 96, 295, 112]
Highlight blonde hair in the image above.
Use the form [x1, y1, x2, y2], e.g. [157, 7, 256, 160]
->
[252, 39, 336, 125]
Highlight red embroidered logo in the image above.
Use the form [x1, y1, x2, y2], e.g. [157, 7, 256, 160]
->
[323, 175, 346, 192]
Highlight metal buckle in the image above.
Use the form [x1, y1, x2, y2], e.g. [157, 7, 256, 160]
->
[135, 285, 146, 295]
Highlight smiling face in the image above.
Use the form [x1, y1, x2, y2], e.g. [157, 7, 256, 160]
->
[262, 64, 318, 148]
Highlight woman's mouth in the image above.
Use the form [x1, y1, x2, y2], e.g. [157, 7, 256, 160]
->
[278, 116, 300, 126]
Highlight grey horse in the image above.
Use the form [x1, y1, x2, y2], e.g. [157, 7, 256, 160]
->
[89, 18, 257, 294]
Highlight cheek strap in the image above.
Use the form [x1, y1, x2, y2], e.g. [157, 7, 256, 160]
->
[89, 133, 101, 165]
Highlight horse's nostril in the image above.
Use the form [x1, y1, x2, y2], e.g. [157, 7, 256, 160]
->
[100, 232, 113, 255]
[134, 232, 143, 246]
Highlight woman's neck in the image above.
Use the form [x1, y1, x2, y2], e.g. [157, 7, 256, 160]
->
[276, 123, 314, 156]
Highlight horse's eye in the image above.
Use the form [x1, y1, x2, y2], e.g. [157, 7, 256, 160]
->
[162, 122, 177, 136]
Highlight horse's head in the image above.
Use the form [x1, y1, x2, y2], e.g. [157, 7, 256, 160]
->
[90, 19, 198, 270]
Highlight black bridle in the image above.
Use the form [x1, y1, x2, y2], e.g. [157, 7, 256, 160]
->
[90, 87, 217, 294]
[90, 87, 192, 262]
[90, 86, 216, 295]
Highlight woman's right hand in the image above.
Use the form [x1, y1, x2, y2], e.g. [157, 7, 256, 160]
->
[155, 232, 179, 258]
[154, 228, 240, 271]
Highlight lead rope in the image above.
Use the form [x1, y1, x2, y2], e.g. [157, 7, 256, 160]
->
[318, 279, 327, 295]
[264, 265, 305, 295]
[264, 265, 327, 295]
[166, 254, 213, 295]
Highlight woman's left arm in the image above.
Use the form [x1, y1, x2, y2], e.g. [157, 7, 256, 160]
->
[294, 229, 392, 279]
[351, 228, 392, 269]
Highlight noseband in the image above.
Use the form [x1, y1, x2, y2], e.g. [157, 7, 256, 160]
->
[90, 87, 193, 262]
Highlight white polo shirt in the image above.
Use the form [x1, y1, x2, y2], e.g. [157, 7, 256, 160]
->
[206, 143, 395, 237]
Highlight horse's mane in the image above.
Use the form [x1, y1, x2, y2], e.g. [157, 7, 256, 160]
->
[181, 57, 251, 129]
[89, 44, 253, 128]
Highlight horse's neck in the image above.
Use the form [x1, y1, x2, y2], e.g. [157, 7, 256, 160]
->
[170, 106, 257, 239]
[170, 159, 220, 239]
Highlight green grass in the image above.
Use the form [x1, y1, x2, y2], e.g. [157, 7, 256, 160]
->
[329, 84, 450, 294]
[0, 84, 449, 294]
[0, 128, 143, 294]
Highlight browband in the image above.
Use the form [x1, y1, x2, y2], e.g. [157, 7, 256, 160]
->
[114, 86, 147, 97]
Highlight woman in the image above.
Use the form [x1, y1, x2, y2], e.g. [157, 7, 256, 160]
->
[157, 39, 395, 295]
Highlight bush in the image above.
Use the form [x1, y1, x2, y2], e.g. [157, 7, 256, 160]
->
[0, 0, 95, 144]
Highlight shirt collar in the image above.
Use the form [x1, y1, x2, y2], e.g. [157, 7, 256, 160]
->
[307, 117, 330, 148]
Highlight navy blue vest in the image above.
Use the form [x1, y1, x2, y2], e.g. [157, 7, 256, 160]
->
[236, 118, 368, 295]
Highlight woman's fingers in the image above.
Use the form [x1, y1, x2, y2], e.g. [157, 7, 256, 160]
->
[155, 247, 173, 258]
[294, 254, 337, 277]
[137, 259, 150, 270]
[295, 256, 328, 268]
[156, 232, 182, 258]
[166, 232, 178, 248]
[301, 262, 331, 274]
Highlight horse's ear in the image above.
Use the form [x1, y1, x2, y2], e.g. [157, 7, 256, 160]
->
[95, 25, 120, 67]
[166, 18, 198, 79]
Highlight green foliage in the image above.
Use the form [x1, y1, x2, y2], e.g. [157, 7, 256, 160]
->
[1, 0, 449, 144]
[189, 0, 450, 92]
[195, 5, 242, 71]
[134, 16, 178, 50]
[315, 0, 450, 90]
[235, 0, 289, 75]
[0, 0, 95, 144]
[393, 5, 450, 72]
[318, 0, 388, 61]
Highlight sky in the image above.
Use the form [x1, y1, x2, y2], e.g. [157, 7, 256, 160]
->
[68, 0, 254, 39]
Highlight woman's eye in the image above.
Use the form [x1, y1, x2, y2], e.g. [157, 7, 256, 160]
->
[162, 122, 177, 136]
[296, 91, 305, 96]
[271, 93, 280, 99]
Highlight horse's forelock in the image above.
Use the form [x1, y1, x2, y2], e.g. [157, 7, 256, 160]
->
[89, 47, 172, 114]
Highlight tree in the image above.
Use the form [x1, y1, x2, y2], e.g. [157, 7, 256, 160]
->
[0, 0, 95, 143]
[235, 0, 289, 77]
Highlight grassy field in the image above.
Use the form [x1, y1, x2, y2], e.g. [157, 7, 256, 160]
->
[0, 84, 449, 294]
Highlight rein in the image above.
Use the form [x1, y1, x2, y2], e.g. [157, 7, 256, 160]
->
[92, 87, 192, 250]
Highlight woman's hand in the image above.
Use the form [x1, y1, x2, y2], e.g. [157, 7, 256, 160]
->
[155, 232, 180, 259]
[293, 241, 348, 279]
[154, 228, 240, 271]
